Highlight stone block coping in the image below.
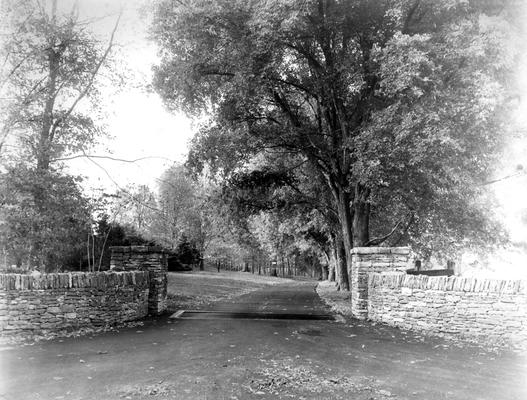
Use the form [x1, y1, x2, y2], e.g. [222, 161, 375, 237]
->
[351, 247, 411, 255]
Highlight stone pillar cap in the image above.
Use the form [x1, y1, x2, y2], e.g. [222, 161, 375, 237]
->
[351, 246, 411, 255]
[109, 245, 165, 253]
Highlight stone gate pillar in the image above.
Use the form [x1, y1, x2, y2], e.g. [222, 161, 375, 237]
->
[110, 246, 168, 315]
[351, 247, 410, 319]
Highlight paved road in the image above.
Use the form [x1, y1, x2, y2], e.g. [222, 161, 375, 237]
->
[1, 281, 526, 399]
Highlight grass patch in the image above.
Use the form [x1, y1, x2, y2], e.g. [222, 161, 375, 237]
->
[167, 271, 294, 311]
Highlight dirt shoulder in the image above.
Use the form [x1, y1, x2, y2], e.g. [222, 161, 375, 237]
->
[316, 280, 353, 316]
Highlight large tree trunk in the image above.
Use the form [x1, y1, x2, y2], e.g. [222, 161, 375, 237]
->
[335, 189, 352, 290]
[322, 247, 334, 281]
[328, 246, 336, 282]
[328, 264, 335, 281]
[38, 24, 59, 171]
[336, 238, 347, 291]
[330, 240, 340, 288]
[352, 200, 370, 246]
[352, 185, 371, 247]
[320, 263, 328, 280]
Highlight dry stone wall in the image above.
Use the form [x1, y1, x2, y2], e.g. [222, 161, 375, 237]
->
[110, 246, 168, 314]
[350, 247, 411, 319]
[368, 273, 527, 349]
[0, 271, 149, 335]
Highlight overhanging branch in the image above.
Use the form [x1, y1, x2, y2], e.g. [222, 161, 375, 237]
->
[366, 212, 414, 246]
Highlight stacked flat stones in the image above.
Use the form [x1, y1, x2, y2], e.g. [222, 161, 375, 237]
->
[110, 246, 168, 315]
[368, 273, 527, 350]
[350, 247, 411, 319]
[0, 271, 149, 334]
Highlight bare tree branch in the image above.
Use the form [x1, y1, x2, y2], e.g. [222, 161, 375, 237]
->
[50, 9, 122, 135]
[51, 154, 175, 163]
[392, 213, 415, 246]
[82, 151, 167, 218]
[481, 170, 527, 186]
[0, 11, 34, 82]
[365, 212, 413, 246]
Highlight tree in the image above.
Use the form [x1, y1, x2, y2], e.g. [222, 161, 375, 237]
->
[218, 152, 342, 280]
[0, 0, 121, 270]
[88, 214, 154, 272]
[0, 0, 120, 169]
[149, 164, 222, 270]
[152, 0, 522, 288]
[113, 184, 158, 238]
[249, 210, 329, 278]
[0, 165, 91, 270]
[152, 164, 199, 249]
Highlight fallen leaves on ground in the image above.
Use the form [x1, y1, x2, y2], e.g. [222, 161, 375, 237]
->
[0, 321, 145, 347]
[248, 358, 396, 399]
[117, 381, 178, 398]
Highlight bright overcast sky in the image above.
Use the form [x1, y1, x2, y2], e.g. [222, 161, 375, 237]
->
[60, 0, 194, 194]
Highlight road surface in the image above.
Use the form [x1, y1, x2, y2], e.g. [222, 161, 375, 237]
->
[1, 281, 526, 399]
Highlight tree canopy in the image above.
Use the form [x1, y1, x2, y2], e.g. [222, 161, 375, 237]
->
[149, 0, 522, 288]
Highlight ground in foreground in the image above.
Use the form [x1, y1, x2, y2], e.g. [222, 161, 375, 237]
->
[1, 273, 526, 400]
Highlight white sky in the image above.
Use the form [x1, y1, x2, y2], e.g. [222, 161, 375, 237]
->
[61, 0, 195, 193]
[56, 0, 527, 243]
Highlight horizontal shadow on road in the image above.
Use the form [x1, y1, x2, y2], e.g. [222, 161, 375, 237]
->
[170, 310, 335, 321]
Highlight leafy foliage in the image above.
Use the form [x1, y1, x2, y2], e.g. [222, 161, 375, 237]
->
[152, 0, 521, 269]
[0, 166, 91, 270]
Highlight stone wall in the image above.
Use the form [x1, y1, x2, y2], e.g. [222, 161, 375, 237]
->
[110, 246, 167, 314]
[350, 247, 411, 319]
[0, 271, 149, 335]
[368, 273, 527, 349]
